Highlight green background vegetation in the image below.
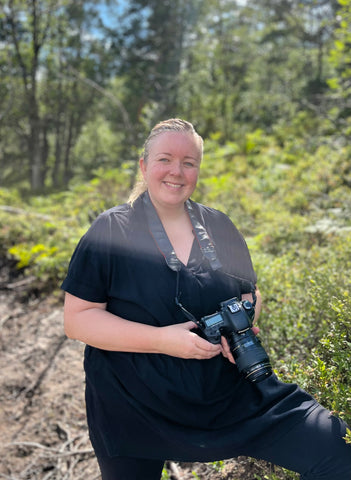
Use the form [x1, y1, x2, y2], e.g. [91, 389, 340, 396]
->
[1, 1, 351, 478]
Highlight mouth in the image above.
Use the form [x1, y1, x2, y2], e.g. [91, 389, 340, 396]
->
[164, 181, 183, 189]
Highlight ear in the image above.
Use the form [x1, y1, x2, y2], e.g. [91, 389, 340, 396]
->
[139, 157, 147, 180]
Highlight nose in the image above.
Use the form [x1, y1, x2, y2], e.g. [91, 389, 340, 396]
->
[169, 160, 182, 176]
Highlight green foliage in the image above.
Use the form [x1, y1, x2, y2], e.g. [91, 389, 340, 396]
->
[328, 0, 351, 97]
[161, 467, 170, 479]
[211, 460, 224, 472]
[1, 0, 341, 191]
[0, 166, 133, 292]
[2, 2, 351, 478]
[289, 286, 351, 424]
[195, 126, 351, 452]
[2, 95, 351, 479]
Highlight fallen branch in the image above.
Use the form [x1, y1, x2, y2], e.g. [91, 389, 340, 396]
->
[5, 276, 36, 290]
[5, 441, 93, 458]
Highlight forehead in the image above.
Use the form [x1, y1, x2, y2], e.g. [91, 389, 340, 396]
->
[148, 131, 202, 158]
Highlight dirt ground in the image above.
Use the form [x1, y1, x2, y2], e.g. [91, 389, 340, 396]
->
[0, 267, 282, 480]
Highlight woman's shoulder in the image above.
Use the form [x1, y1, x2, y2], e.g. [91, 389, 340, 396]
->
[189, 200, 235, 229]
[97, 202, 132, 220]
[78, 203, 135, 247]
[190, 200, 248, 252]
[97, 195, 145, 222]
[92, 201, 140, 229]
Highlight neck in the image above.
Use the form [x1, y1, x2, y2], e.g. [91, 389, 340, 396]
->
[147, 194, 188, 223]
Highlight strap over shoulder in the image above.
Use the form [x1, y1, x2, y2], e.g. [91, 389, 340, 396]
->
[142, 192, 222, 272]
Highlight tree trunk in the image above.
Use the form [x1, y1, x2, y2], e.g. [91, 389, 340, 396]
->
[29, 106, 43, 191]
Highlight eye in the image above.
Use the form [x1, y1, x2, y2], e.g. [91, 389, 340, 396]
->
[184, 160, 197, 168]
[159, 157, 169, 162]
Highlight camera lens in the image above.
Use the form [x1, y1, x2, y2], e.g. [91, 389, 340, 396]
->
[229, 330, 272, 383]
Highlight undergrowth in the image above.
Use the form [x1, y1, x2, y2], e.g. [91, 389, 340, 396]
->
[1, 131, 350, 478]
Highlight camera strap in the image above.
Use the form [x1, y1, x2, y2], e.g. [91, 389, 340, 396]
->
[175, 270, 198, 323]
[143, 191, 222, 324]
[143, 191, 222, 272]
[142, 192, 256, 323]
[186, 200, 222, 271]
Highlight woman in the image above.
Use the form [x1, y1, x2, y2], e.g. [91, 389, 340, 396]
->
[62, 119, 351, 480]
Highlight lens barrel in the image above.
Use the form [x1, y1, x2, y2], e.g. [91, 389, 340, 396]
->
[228, 329, 272, 383]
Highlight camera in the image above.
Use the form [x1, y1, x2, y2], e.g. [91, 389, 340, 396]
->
[197, 297, 272, 383]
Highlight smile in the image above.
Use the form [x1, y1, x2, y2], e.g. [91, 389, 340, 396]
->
[164, 182, 183, 189]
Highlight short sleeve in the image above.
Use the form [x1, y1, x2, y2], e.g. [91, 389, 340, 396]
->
[61, 213, 112, 303]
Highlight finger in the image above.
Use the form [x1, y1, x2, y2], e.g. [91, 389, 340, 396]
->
[196, 339, 221, 353]
[196, 335, 216, 347]
[221, 337, 231, 353]
[195, 348, 221, 359]
[222, 349, 235, 363]
[252, 326, 260, 335]
[183, 321, 198, 330]
[195, 337, 221, 355]
[221, 338, 236, 363]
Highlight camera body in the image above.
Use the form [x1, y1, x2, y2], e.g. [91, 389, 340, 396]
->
[198, 297, 272, 383]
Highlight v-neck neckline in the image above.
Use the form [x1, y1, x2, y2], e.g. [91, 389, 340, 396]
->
[142, 191, 221, 273]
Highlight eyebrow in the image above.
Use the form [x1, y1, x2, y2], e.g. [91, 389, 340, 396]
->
[156, 152, 200, 161]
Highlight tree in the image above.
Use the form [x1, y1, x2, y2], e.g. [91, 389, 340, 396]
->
[328, 0, 351, 126]
[2, 0, 56, 190]
[177, 0, 259, 138]
[114, 0, 201, 131]
[0, 0, 117, 190]
[0, 0, 344, 190]
[177, 0, 339, 138]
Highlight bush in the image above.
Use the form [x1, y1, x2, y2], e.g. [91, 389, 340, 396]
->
[0, 167, 134, 293]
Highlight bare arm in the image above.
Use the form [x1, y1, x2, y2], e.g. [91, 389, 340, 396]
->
[63, 292, 222, 360]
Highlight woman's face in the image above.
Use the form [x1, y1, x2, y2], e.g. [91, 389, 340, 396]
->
[140, 131, 202, 211]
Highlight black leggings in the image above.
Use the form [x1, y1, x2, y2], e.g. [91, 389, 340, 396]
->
[96, 405, 351, 480]
[96, 455, 164, 480]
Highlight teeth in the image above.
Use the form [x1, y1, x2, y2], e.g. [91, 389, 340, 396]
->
[165, 182, 181, 188]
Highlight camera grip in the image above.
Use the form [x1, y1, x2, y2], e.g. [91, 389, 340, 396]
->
[196, 321, 222, 344]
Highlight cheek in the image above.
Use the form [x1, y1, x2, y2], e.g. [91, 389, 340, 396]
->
[141, 163, 157, 181]
[147, 164, 164, 180]
[187, 170, 199, 185]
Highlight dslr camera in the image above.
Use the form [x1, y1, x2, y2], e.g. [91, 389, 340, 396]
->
[197, 297, 272, 383]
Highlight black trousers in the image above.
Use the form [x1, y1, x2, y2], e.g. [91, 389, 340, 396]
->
[96, 405, 351, 480]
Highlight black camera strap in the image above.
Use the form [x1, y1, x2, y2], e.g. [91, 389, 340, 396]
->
[143, 192, 181, 272]
[175, 270, 198, 323]
[143, 191, 222, 272]
[143, 191, 222, 324]
[186, 200, 222, 271]
[142, 191, 256, 323]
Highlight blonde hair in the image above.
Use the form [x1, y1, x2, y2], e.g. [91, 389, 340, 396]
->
[128, 118, 203, 204]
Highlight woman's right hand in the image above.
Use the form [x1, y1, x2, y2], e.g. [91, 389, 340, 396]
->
[158, 321, 222, 360]
[64, 293, 221, 359]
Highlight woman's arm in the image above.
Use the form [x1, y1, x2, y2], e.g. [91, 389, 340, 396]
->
[63, 292, 222, 360]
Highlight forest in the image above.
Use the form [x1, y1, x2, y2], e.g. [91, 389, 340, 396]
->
[0, 0, 351, 479]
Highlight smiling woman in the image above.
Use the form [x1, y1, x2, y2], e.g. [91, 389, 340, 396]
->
[137, 120, 203, 264]
[139, 131, 201, 215]
[61, 118, 351, 480]
[129, 118, 203, 205]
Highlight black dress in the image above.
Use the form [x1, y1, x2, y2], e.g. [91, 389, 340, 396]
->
[61, 193, 318, 462]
